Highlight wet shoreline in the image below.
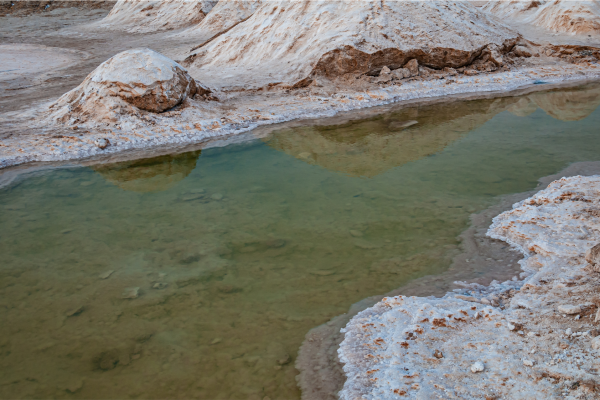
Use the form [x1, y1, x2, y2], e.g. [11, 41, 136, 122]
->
[2, 64, 600, 170]
[296, 161, 600, 400]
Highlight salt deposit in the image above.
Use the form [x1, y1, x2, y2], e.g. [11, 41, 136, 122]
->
[48, 48, 207, 124]
[4, 0, 600, 169]
[339, 175, 600, 399]
[2, 60, 598, 169]
[172, 0, 262, 42]
[183, 0, 519, 89]
[96, 0, 217, 33]
[483, 0, 600, 35]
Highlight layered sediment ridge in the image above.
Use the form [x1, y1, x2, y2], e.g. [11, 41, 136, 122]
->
[183, 0, 519, 89]
[339, 175, 600, 399]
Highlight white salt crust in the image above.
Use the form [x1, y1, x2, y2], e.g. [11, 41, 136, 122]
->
[1, 64, 599, 170]
[339, 175, 600, 399]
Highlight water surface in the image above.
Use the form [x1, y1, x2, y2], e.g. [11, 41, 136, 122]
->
[1, 83, 600, 399]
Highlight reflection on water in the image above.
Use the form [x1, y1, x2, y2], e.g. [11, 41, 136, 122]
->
[266, 96, 517, 177]
[508, 86, 600, 121]
[1, 83, 600, 399]
[93, 150, 202, 192]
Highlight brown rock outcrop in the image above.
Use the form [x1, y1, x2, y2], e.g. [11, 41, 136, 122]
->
[49, 48, 207, 124]
[183, 1, 519, 90]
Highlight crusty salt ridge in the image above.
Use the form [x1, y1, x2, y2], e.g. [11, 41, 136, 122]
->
[483, 0, 600, 35]
[3, 61, 600, 169]
[48, 48, 206, 124]
[95, 0, 217, 33]
[171, 0, 262, 43]
[339, 175, 600, 399]
[297, 161, 600, 400]
[183, 0, 520, 89]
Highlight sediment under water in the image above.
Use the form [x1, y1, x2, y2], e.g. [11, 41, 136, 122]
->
[1, 83, 600, 399]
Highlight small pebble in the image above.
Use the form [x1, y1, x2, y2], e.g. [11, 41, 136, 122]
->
[566, 328, 572, 336]
[211, 193, 224, 201]
[558, 305, 581, 315]
[152, 282, 168, 290]
[66, 306, 84, 317]
[122, 287, 140, 299]
[349, 230, 363, 237]
[95, 138, 110, 150]
[211, 338, 222, 345]
[277, 354, 292, 365]
[523, 359, 534, 367]
[98, 270, 114, 279]
[470, 361, 485, 373]
[507, 323, 516, 331]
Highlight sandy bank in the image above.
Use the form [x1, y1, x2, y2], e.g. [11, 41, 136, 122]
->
[337, 171, 600, 399]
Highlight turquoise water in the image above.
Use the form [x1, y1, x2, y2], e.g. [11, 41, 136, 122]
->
[1, 83, 600, 399]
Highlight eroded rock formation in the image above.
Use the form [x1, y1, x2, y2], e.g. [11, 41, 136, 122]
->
[49, 48, 208, 124]
[97, 0, 217, 33]
[173, 0, 262, 44]
[183, 0, 520, 89]
[482, 0, 600, 35]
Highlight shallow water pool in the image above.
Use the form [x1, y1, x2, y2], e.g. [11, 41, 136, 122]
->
[2, 83, 600, 399]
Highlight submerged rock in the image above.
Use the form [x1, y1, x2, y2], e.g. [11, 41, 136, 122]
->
[122, 287, 140, 299]
[49, 48, 209, 124]
[94, 350, 120, 371]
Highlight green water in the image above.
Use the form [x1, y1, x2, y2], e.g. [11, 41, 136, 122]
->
[1, 83, 600, 399]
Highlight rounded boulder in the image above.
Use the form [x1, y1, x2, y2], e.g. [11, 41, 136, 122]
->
[89, 48, 198, 113]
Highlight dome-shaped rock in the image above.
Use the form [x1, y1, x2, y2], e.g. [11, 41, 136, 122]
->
[50, 48, 208, 123]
